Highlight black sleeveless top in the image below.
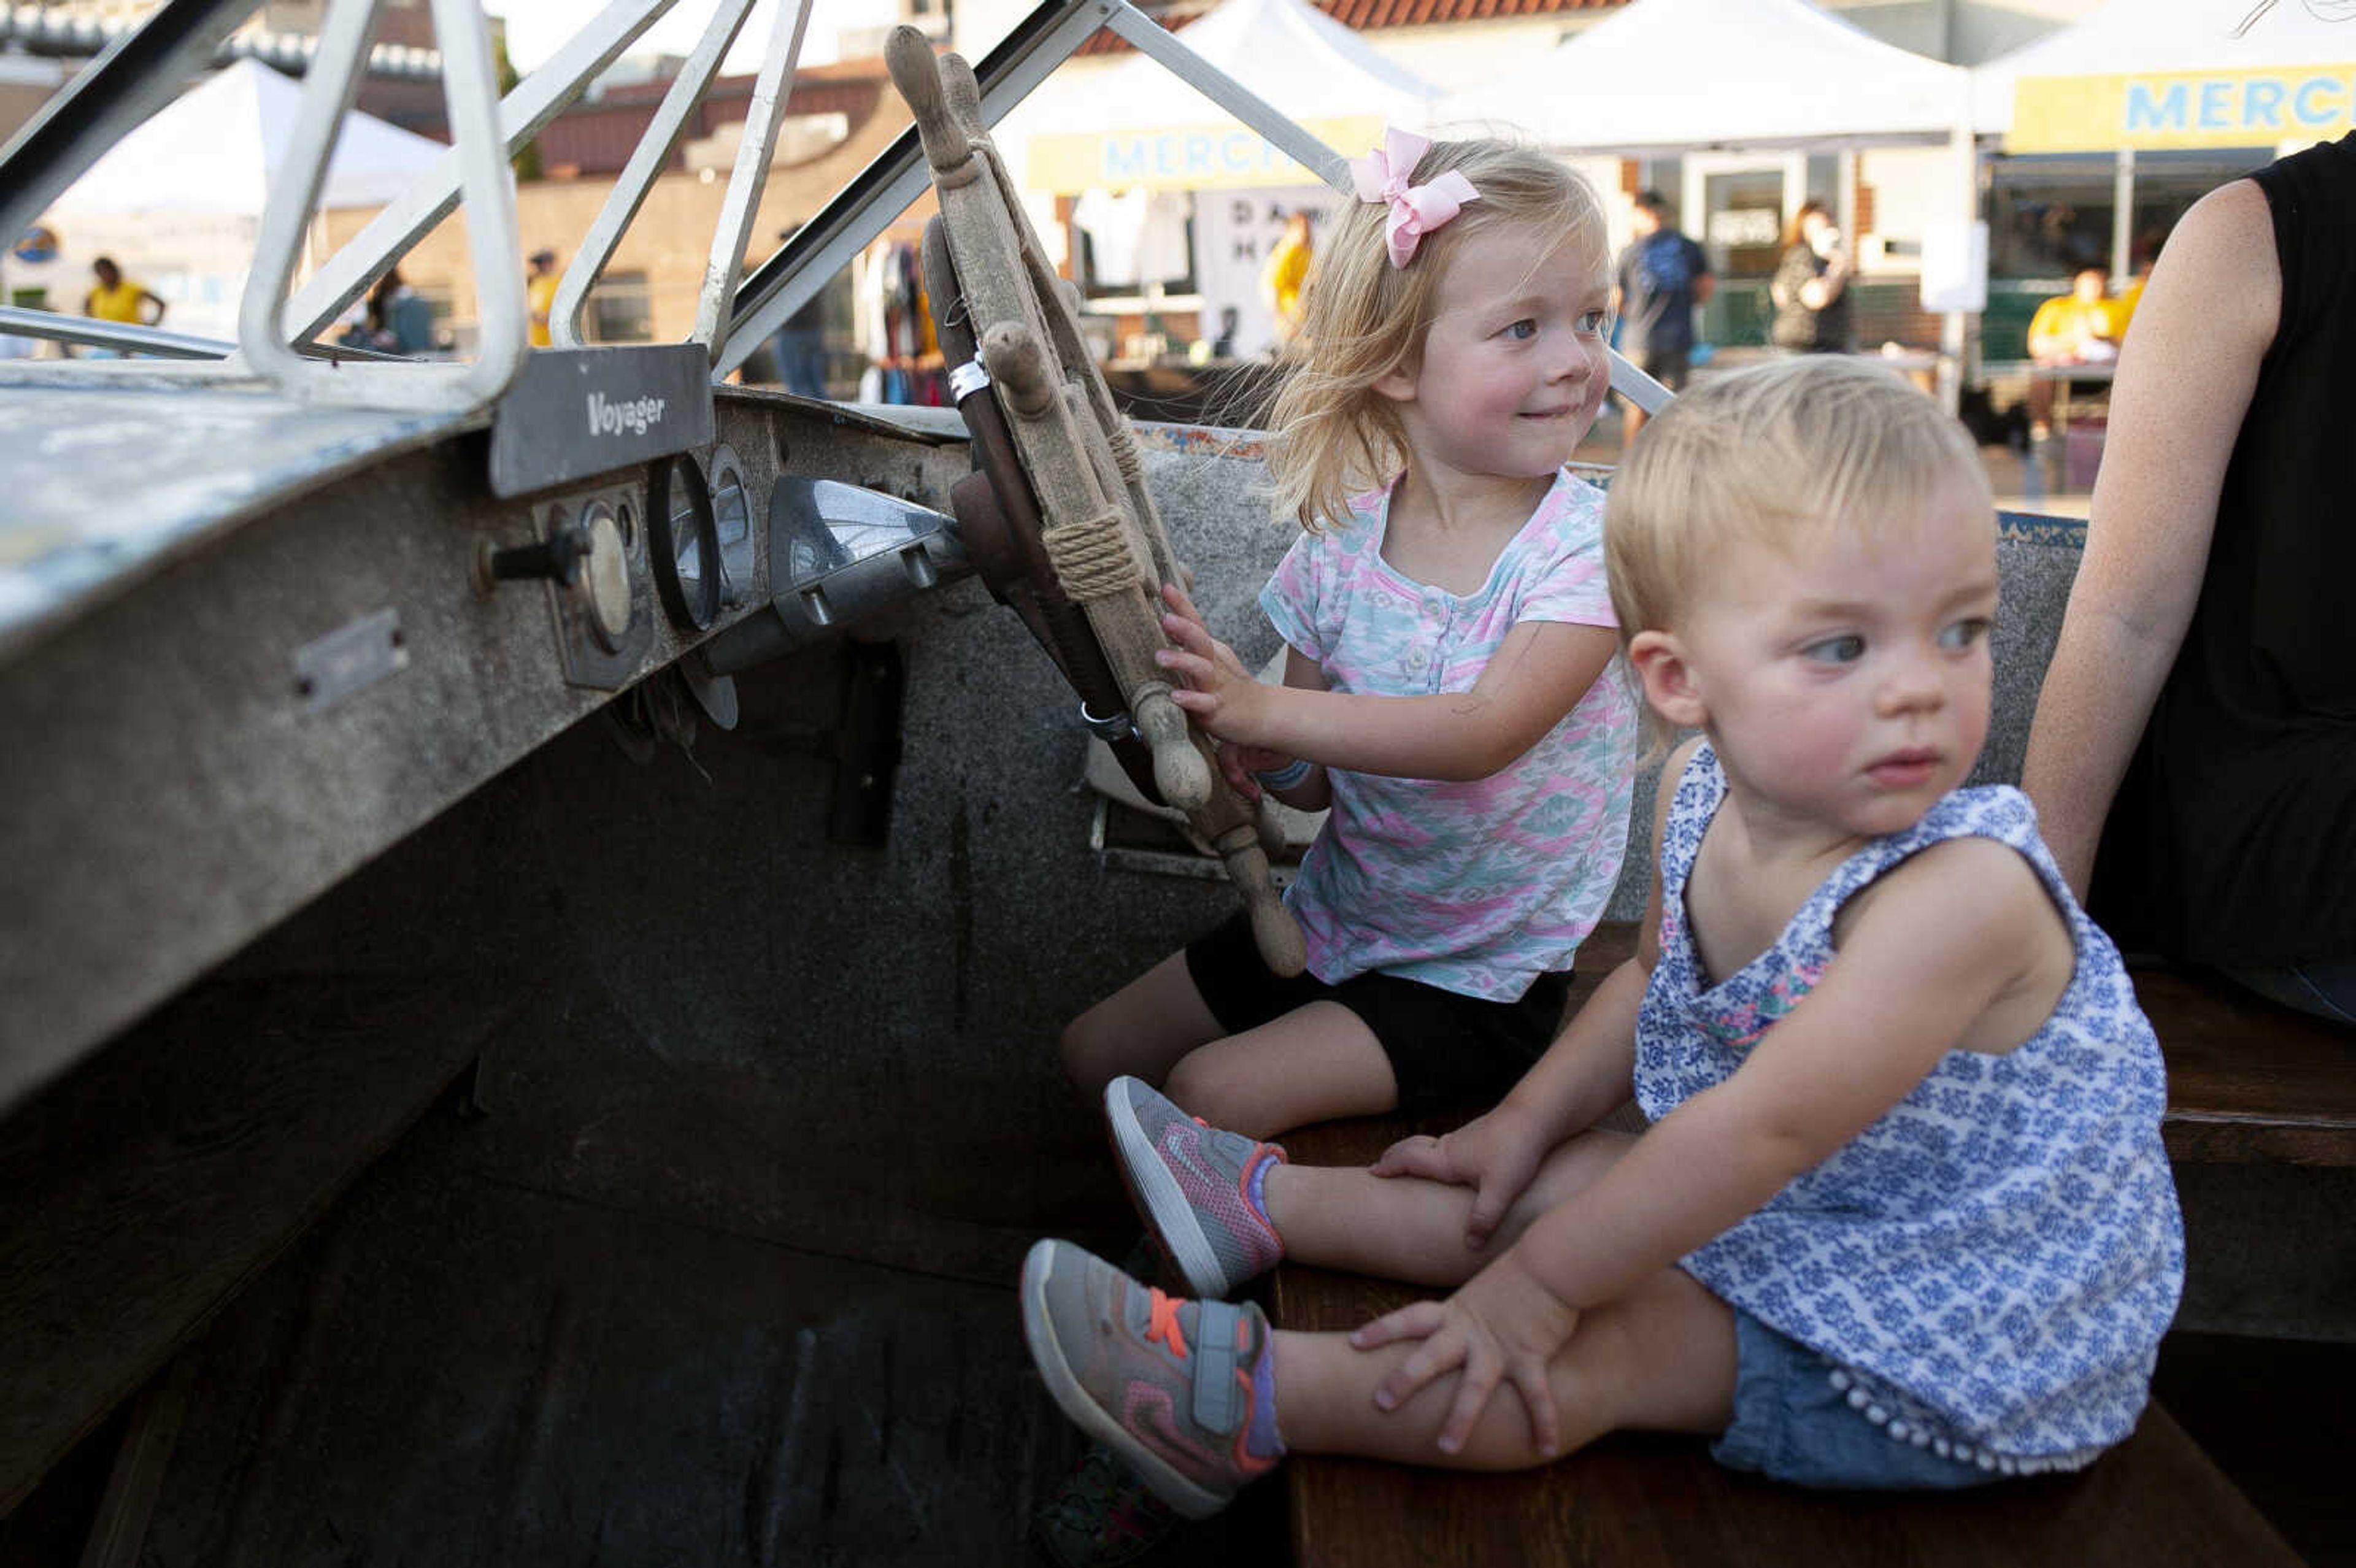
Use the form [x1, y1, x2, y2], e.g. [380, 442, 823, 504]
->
[2090, 132, 2356, 966]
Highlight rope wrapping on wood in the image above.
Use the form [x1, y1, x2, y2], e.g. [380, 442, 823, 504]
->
[1042, 513, 1146, 601]
[1109, 422, 1145, 489]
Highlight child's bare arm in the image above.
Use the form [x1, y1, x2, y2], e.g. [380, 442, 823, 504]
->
[1228, 646, 1337, 810]
[1160, 610, 1618, 782]
[1360, 838, 2062, 1453]
[1152, 585, 1336, 808]
[1513, 838, 2056, 1310]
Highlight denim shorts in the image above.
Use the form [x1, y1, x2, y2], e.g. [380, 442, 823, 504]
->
[1710, 1311, 2013, 1491]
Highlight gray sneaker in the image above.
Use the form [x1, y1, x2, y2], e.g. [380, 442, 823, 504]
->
[1020, 1239, 1284, 1520]
[1104, 1077, 1285, 1299]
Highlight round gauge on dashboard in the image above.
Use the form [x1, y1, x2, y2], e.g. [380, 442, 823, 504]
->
[647, 452, 722, 632]
[706, 443, 756, 609]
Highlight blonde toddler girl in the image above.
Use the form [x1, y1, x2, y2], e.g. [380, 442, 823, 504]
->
[1061, 130, 1640, 1142]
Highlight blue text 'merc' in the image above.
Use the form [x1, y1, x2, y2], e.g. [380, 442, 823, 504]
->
[2124, 73, 2355, 135]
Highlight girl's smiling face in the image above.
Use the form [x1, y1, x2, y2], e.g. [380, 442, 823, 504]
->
[1639, 477, 2001, 846]
[1375, 221, 1613, 488]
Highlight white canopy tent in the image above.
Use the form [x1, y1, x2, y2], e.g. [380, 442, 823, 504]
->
[1001, 0, 1442, 359]
[1433, 0, 1969, 153]
[45, 58, 447, 217]
[33, 59, 446, 343]
[1009, 0, 1440, 192]
[1973, 0, 2356, 145]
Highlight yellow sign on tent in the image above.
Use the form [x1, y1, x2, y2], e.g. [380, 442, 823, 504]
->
[1026, 115, 1380, 191]
[2011, 64, 2356, 151]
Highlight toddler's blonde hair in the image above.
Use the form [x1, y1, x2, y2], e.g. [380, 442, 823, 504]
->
[1604, 356, 1991, 639]
[1263, 137, 1607, 531]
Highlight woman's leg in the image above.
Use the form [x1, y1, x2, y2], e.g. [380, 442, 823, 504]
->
[1060, 950, 1228, 1101]
[1274, 1264, 1738, 1468]
[1265, 1131, 1637, 1288]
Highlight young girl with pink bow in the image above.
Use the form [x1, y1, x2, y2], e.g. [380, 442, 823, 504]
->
[1058, 132, 1642, 1147]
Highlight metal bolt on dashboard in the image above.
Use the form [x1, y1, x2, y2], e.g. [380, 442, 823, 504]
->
[473, 526, 589, 593]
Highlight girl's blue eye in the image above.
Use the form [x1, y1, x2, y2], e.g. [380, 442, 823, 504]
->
[1504, 319, 1539, 340]
[1804, 634, 1867, 664]
[1939, 617, 1993, 651]
[1577, 309, 1609, 335]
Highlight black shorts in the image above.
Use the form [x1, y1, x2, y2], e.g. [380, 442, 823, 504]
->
[1182, 909, 1573, 1118]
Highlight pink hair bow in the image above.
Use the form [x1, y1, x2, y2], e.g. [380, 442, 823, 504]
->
[1349, 127, 1479, 269]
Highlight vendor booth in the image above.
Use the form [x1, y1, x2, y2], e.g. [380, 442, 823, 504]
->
[1434, 0, 1968, 155]
[31, 59, 445, 344]
[1433, 0, 1972, 365]
[1973, 0, 2356, 150]
[1969, 0, 2356, 358]
[1002, 0, 1437, 369]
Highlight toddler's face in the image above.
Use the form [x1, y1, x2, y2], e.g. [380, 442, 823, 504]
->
[1379, 223, 1612, 483]
[1671, 479, 1999, 842]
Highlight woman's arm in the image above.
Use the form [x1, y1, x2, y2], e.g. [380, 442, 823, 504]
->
[1798, 242, 1848, 312]
[1161, 613, 1620, 782]
[2019, 179, 2279, 896]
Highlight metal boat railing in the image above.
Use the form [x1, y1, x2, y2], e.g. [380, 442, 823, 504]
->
[0, 0, 1671, 415]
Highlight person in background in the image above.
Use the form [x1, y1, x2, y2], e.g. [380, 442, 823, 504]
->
[526, 247, 560, 347]
[1260, 209, 1314, 348]
[82, 256, 165, 329]
[1611, 188, 1713, 441]
[770, 224, 830, 398]
[1767, 200, 1851, 355]
[2022, 263, 2124, 442]
[367, 266, 434, 355]
[2022, 131, 2356, 1025]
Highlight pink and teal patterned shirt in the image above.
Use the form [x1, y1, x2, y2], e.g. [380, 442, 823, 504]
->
[1261, 468, 1638, 1001]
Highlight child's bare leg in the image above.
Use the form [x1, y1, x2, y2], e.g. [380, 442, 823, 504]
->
[1060, 951, 1225, 1100]
[1161, 1005, 1397, 1139]
[1274, 1266, 1737, 1467]
[1265, 1130, 1637, 1288]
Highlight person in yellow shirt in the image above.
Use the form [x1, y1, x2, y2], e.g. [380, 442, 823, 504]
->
[83, 256, 165, 328]
[2025, 264, 2124, 440]
[526, 248, 560, 347]
[1260, 210, 1314, 350]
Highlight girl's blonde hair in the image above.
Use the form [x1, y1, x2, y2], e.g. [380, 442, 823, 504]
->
[1263, 137, 1608, 531]
[1604, 356, 1991, 639]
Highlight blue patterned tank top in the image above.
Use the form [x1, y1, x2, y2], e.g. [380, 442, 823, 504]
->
[1637, 744, 2184, 1472]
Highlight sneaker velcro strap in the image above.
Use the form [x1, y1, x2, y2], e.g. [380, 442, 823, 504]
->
[1204, 1128, 1255, 1172]
[1191, 1301, 1246, 1434]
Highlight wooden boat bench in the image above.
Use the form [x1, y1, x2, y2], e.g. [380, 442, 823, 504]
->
[1267, 922, 2347, 1566]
